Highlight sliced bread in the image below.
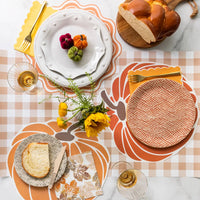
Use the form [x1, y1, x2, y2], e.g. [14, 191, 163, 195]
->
[118, 0, 180, 43]
[22, 142, 50, 178]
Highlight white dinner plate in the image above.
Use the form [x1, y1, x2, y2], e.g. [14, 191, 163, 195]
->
[34, 9, 112, 87]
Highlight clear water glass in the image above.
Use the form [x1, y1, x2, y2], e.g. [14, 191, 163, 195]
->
[112, 161, 148, 200]
[7, 62, 39, 94]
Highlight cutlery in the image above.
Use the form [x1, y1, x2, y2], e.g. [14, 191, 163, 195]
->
[19, 1, 47, 52]
[48, 145, 66, 189]
[128, 72, 181, 83]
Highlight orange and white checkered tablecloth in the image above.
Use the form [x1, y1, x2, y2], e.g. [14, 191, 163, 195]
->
[0, 49, 60, 176]
[1, 49, 200, 177]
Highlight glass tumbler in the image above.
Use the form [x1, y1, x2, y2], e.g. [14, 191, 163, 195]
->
[7, 62, 38, 94]
[112, 161, 148, 200]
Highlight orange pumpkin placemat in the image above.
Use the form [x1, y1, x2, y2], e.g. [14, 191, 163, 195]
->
[7, 121, 110, 200]
[101, 62, 199, 163]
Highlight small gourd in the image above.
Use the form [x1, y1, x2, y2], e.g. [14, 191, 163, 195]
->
[73, 34, 88, 49]
[68, 46, 83, 61]
[59, 33, 74, 49]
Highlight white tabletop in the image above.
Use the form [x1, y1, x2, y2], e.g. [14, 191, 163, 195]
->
[0, 0, 200, 199]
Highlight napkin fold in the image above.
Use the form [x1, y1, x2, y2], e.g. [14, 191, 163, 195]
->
[14, 1, 57, 57]
[55, 151, 103, 200]
[128, 66, 182, 95]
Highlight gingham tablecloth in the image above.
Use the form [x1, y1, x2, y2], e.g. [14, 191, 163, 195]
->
[0, 49, 200, 177]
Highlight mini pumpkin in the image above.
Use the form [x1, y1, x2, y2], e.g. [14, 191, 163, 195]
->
[59, 33, 74, 49]
[68, 46, 83, 61]
[73, 34, 88, 49]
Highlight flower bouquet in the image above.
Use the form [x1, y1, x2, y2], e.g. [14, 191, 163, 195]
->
[43, 75, 110, 137]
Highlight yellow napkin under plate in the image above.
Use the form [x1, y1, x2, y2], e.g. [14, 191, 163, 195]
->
[128, 66, 182, 95]
[14, 1, 57, 57]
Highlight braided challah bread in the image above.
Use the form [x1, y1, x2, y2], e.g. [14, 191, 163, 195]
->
[118, 0, 181, 43]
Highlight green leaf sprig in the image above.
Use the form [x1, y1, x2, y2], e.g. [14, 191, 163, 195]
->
[40, 73, 108, 129]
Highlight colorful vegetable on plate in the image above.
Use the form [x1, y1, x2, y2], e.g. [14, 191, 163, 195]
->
[73, 34, 88, 49]
[68, 46, 83, 61]
[59, 33, 74, 49]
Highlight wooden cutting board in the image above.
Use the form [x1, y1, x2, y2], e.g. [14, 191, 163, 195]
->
[116, 0, 187, 48]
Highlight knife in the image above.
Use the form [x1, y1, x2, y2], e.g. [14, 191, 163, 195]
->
[48, 145, 66, 189]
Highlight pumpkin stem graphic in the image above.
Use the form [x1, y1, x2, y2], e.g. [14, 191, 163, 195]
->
[55, 123, 79, 141]
[101, 90, 126, 121]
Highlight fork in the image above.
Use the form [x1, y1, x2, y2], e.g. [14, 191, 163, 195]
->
[128, 72, 181, 83]
[19, 1, 47, 52]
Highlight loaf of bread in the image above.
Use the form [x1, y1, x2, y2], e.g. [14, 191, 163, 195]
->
[118, 0, 181, 43]
[22, 142, 50, 178]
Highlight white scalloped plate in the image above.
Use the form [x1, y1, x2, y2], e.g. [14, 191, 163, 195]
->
[34, 9, 112, 87]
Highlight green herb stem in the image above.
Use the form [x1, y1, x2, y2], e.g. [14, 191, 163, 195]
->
[67, 107, 81, 112]
[64, 109, 80, 123]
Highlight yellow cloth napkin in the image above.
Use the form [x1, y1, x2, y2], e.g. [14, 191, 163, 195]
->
[128, 66, 182, 95]
[14, 1, 57, 57]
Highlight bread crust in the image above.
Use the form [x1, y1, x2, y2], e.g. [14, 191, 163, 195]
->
[22, 142, 50, 179]
[119, 0, 180, 43]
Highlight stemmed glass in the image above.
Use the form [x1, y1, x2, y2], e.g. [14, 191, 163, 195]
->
[112, 161, 148, 200]
[7, 62, 40, 94]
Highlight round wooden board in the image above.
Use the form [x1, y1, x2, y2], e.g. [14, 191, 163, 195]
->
[116, 0, 186, 48]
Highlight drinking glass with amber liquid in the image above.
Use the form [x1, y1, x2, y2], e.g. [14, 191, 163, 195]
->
[7, 63, 38, 94]
[112, 161, 148, 200]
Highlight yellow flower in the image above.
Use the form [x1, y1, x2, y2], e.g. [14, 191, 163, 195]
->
[58, 102, 68, 117]
[57, 117, 67, 129]
[84, 112, 110, 137]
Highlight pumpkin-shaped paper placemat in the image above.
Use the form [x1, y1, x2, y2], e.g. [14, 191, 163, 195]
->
[101, 62, 198, 161]
[7, 121, 110, 200]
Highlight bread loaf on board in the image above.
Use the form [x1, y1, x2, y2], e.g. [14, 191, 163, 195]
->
[22, 142, 50, 178]
[118, 0, 181, 43]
